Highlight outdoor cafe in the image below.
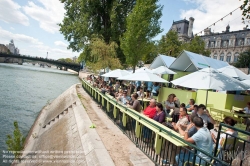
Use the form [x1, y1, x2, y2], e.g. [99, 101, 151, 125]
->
[82, 51, 250, 166]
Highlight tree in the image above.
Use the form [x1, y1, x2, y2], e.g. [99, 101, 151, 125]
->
[158, 30, 182, 57]
[142, 41, 158, 64]
[6, 121, 25, 159]
[120, 0, 162, 72]
[183, 36, 211, 56]
[240, 0, 250, 27]
[87, 38, 121, 72]
[235, 49, 250, 68]
[59, 0, 135, 63]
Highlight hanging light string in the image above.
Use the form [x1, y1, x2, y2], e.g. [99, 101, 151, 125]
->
[195, 6, 241, 36]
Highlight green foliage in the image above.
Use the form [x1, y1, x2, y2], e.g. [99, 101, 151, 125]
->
[158, 30, 182, 57]
[120, 0, 162, 72]
[6, 121, 25, 159]
[57, 58, 74, 63]
[142, 41, 158, 64]
[183, 36, 211, 56]
[235, 49, 250, 68]
[240, 0, 250, 27]
[59, 0, 135, 64]
[87, 38, 122, 72]
[157, 32, 210, 57]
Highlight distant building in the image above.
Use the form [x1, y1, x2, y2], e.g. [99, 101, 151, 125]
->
[0, 44, 9, 53]
[169, 17, 195, 42]
[6, 39, 20, 55]
[72, 56, 77, 62]
[200, 25, 250, 63]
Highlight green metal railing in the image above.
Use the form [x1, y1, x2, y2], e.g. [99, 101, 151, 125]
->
[82, 79, 246, 166]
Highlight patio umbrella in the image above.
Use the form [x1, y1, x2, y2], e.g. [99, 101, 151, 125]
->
[218, 65, 248, 80]
[117, 71, 168, 83]
[134, 67, 153, 73]
[171, 67, 250, 105]
[101, 69, 130, 78]
[152, 66, 176, 75]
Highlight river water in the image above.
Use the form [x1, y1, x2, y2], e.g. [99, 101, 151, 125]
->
[0, 63, 80, 164]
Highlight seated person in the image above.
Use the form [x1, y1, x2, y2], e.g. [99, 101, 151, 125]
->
[153, 103, 166, 124]
[143, 99, 156, 119]
[115, 81, 120, 92]
[127, 93, 142, 113]
[192, 105, 198, 114]
[211, 116, 238, 147]
[117, 91, 131, 105]
[178, 113, 198, 137]
[145, 90, 151, 99]
[243, 102, 250, 114]
[175, 117, 213, 166]
[165, 94, 175, 114]
[186, 99, 195, 112]
[108, 86, 116, 97]
[172, 94, 180, 108]
[115, 89, 123, 99]
[172, 107, 189, 132]
[137, 87, 145, 98]
[197, 104, 215, 128]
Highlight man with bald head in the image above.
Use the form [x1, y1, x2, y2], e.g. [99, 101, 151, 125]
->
[143, 99, 157, 119]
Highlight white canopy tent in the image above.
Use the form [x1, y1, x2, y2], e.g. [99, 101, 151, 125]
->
[169, 51, 229, 72]
[218, 65, 248, 80]
[152, 66, 176, 75]
[149, 54, 176, 69]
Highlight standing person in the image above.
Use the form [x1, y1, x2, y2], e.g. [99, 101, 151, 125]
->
[127, 93, 142, 113]
[151, 82, 160, 97]
[153, 103, 166, 124]
[197, 104, 215, 128]
[175, 117, 213, 166]
[147, 81, 153, 91]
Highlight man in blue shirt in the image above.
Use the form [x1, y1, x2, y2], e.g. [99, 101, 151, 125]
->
[175, 117, 213, 166]
[147, 82, 153, 91]
[152, 82, 160, 96]
[118, 91, 131, 105]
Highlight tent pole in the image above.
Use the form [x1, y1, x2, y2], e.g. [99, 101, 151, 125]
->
[205, 90, 208, 106]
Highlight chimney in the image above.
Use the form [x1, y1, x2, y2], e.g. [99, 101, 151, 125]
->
[188, 17, 195, 37]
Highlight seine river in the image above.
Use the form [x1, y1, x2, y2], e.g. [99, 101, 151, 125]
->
[0, 63, 80, 165]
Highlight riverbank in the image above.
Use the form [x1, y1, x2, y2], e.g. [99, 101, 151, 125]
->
[19, 84, 114, 166]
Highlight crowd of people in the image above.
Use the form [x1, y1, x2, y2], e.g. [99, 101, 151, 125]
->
[86, 74, 247, 165]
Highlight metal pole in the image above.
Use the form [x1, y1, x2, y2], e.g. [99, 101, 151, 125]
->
[205, 90, 208, 106]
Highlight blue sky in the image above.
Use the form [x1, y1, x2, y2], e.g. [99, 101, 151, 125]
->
[0, 0, 247, 59]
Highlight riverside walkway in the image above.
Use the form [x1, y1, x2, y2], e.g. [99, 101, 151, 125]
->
[20, 78, 153, 165]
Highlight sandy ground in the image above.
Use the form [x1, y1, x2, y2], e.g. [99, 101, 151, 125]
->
[78, 71, 154, 166]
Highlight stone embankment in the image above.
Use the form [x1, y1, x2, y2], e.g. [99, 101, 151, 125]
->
[19, 84, 114, 166]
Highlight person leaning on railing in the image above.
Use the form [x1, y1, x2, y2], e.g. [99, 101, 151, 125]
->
[153, 103, 166, 124]
[127, 93, 142, 113]
[175, 117, 213, 166]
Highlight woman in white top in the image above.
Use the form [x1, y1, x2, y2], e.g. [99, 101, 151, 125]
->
[137, 87, 145, 98]
[211, 116, 238, 147]
[165, 94, 175, 114]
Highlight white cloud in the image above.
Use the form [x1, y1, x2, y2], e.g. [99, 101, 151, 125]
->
[0, 27, 78, 59]
[0, 0, 29, 26]
[54, 41, 68, 48]
[180, 0, 249, 35]
[10, 27, 15, 30]
[23, 0, 65, 34]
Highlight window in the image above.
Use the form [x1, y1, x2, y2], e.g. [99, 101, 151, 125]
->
[213, 54, 217, 59]
[226, 53, 231, 62]
[220, 54, 224, 61]
[234, 53, 239, 62]
[211, 42, 214, 47]
[216, 41, 221, 47]
[223, 41, 228, 47]
[238, 39, 243, 46]
[247, 38, 250, 45]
